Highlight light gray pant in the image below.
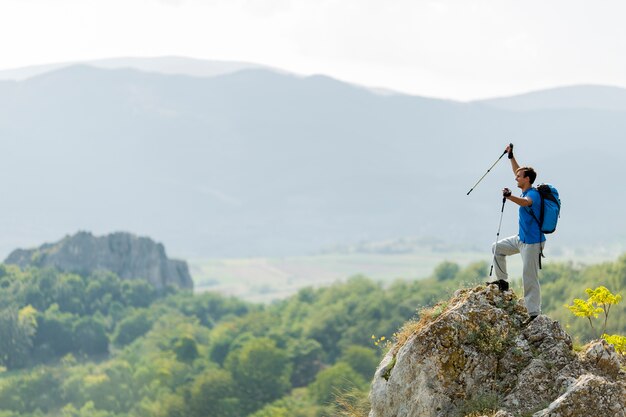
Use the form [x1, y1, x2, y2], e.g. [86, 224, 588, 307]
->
[492, 235, 543, 316]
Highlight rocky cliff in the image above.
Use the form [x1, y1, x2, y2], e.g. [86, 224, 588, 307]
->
[4, 231, 193, 290]
[369, 286, 625, 417]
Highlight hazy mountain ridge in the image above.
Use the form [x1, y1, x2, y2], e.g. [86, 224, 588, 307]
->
[0, 56, 272, 81]
[476, 84, 626, 112]
[0, 62, 624, 258]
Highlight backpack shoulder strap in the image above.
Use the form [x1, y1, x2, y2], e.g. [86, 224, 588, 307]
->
[525, 187, 545, 268]
[525, 187, 542, 225]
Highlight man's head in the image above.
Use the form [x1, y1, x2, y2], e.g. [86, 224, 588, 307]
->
[515, 166, 537, 190]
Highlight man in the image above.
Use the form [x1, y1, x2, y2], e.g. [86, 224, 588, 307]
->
[489, 143, 545, 325]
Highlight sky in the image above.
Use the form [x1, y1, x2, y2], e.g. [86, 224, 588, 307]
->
[1, 0, 626, 100]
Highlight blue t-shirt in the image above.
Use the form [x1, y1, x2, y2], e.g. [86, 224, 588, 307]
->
[519, 188, 546, 244]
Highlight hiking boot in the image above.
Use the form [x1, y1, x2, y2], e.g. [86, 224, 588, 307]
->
[522, 315, 538, 326]
[486, 279, 509, 292]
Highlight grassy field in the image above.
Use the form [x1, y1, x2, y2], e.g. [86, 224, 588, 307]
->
[190, 251, 491, 302]
[189, 245, 624, 303]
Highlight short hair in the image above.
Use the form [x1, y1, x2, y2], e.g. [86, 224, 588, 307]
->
[516, 166, 537, 184]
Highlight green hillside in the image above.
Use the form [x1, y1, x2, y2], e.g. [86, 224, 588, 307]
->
[0, 255, 624, 416]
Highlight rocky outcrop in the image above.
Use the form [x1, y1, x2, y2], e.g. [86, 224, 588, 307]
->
[4, 231, 193, 290]
[369, 286, 625, 417]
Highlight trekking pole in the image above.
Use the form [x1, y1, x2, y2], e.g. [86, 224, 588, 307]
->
[489, 197, 507, 277]
[466, 143, 513, 195]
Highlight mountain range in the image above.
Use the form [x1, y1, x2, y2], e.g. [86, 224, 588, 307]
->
[0, 56, 270, 81]
[0, 57, 624, 258]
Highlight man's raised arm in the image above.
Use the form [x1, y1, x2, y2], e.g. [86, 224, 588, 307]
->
[506, 143, 520, 173]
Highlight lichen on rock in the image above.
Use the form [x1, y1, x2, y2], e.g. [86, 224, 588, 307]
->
[368, 285, 626, 417]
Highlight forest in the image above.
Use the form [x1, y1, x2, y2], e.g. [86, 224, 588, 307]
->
[0, 254, 624, 417]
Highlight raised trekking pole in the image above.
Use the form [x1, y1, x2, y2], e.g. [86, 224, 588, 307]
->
[466, 143, 513, 195]
[489, 196, 507, 277]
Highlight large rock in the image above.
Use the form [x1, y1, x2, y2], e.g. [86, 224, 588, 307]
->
[369, 286, 625, 417]
[4, 231, 193, 290]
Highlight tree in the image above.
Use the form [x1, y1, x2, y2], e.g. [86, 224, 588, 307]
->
[22, 285, 46, 312]
[121, 280, 156, 308]
[339, 345, 379, 380]
[81, 361, 134, 413]
[304, 304, 348, 361]
[61, 401, 116, 417]
[73, 316, 109, 356]
[225, 338, 292, 414]
[158, 393, 188, 417]
[0, 363, 62, 413]
[0, 306, 38, 369]
[566, 286, 622, 338]
[112, 309, 153, 347]
[586, 286, 622, 336]
[86, 271, 122, 313]
[172, 336, 199, 363]
[433, 261, 460, 281]
[249, 389, 319, 417]
[308, 362, 367, 405]
[55, 274, 86, 314]
[33, 305, 75, 360]
[188, 368, 240, 417]
[602, 334, 626, 354]
[288, 338, 324, 387]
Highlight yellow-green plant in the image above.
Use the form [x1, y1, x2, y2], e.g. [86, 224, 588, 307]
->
[371, 335, 387, 348]
[566, 286, 622, 339]
[601, 334, 626, 355]
[586, 286, 622, 336]
[372, 335, 387, 346]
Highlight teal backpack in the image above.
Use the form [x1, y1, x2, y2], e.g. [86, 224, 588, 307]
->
[527, 183, 561, 268]
[528, 183, 561, 234]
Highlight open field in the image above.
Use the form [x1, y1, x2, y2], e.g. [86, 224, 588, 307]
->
[189, 245, 625, 303]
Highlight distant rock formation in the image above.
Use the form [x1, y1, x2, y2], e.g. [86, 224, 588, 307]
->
[369, 286, 625, 417]
[4, 231, 193, 290]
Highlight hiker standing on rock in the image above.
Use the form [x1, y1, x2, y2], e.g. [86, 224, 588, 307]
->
[489, 144, 545, 325]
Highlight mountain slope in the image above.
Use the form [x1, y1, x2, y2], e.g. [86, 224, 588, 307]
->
[0, 65, 624, 257]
